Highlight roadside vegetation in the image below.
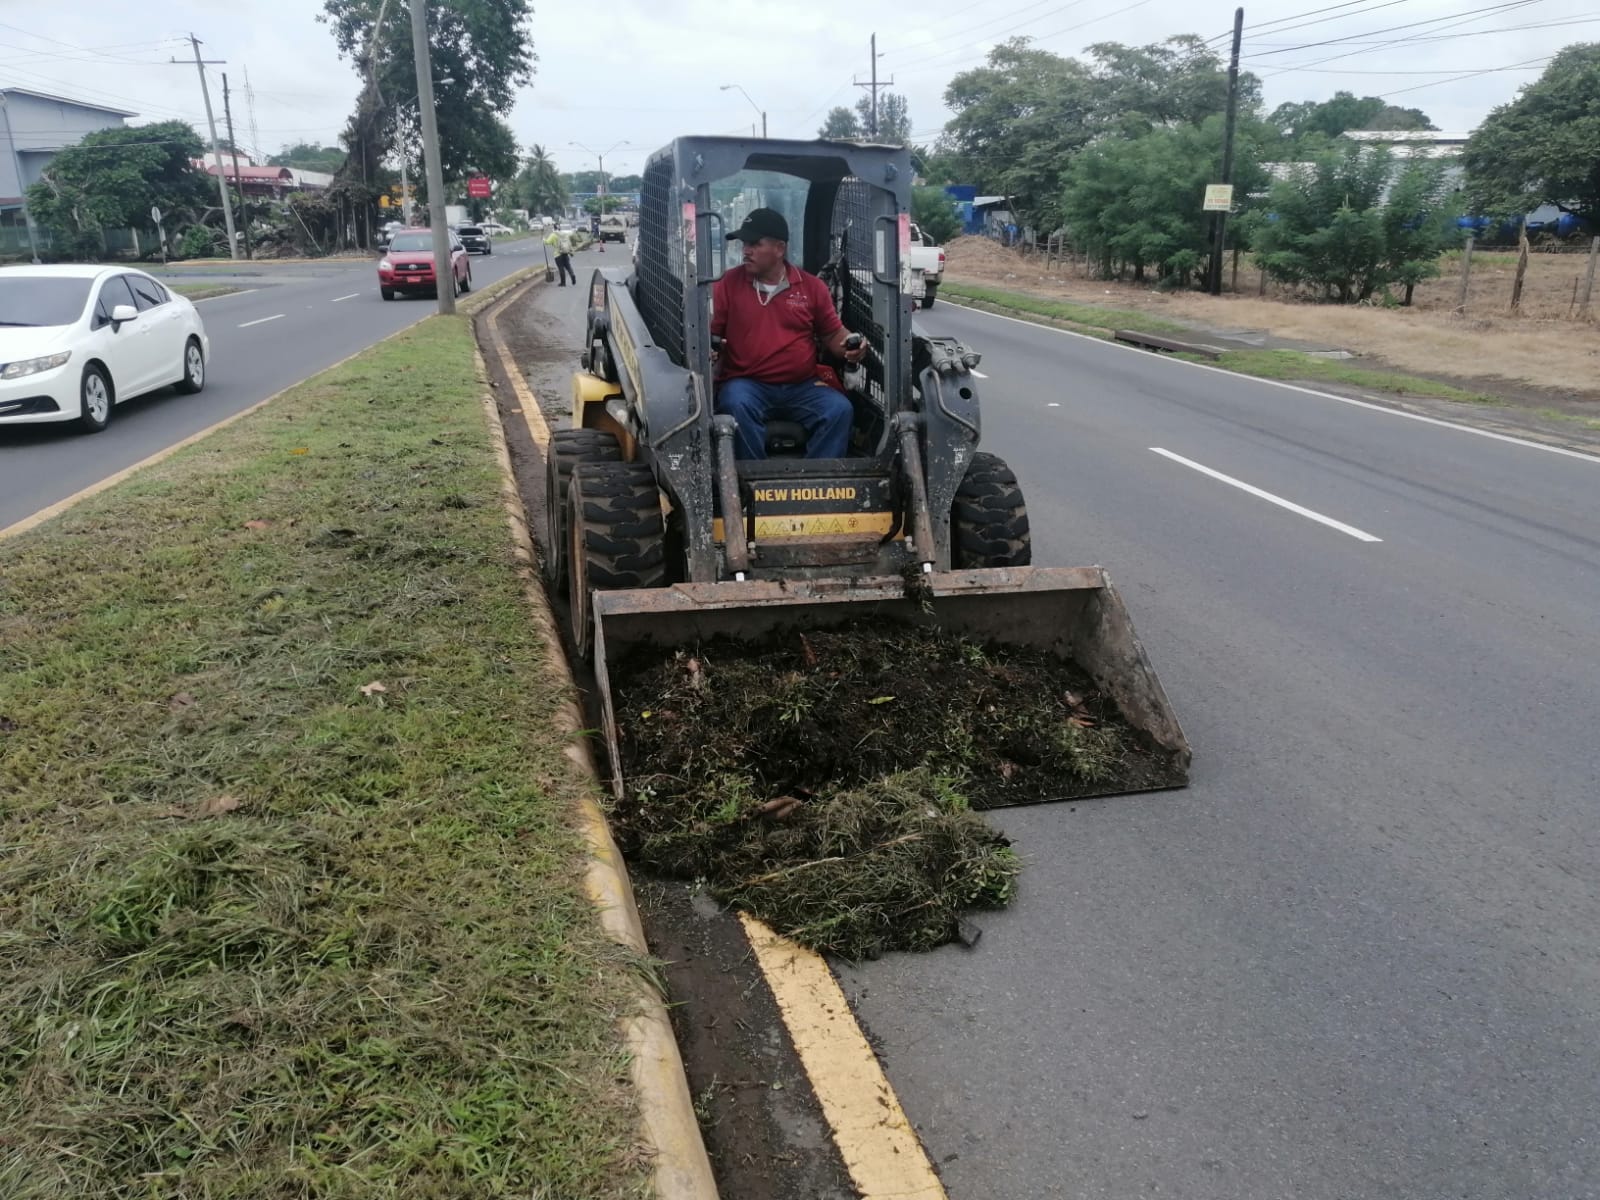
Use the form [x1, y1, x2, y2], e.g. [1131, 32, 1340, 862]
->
[0, 315, 649, 1199]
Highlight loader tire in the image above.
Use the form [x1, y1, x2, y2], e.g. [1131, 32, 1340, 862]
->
[569, 461, 666, 661]
[951, 451, 1031, 568]
[543, 429, 623, 593]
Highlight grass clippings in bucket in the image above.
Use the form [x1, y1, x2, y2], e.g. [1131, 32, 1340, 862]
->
[608, 621, 1181, 957]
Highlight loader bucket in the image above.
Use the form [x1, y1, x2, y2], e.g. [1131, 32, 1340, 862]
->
[589, 566, 1190, 806]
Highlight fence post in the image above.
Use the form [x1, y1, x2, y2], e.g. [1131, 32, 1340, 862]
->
[1231, 246, 1240, 293]
[1580, 235, 1599, 318]
[1456, 236, 1474, 313]
[1510, 220, 1529, 313]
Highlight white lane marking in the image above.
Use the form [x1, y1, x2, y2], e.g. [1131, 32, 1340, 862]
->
[238, 314, 285, 328]
[192, 288, 258, 303]
[939, 300, 1600, 467]
[1047, 402, 1061, 407]
[331, 292, 361, 302]
[1151, 447, 1383, 543]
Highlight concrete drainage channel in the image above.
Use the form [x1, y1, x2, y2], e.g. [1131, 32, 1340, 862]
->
[472, 275, 952, 1200]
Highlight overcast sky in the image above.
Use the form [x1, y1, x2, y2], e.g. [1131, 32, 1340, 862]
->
[5, 0, 1595, 178]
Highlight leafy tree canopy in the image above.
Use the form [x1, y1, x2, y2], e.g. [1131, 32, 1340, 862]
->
[910, 187, 962, 245]
[1267, 91, 1435, 147]
[28, 121, 215, 256]
[269, 142, 349, 172]
[856, 93, 912, 145]
[1250, 144, 1460, 303]
[320, 0, 536, 182]
[819, 106, 862, 140]
[1463, 42, 1600, 223]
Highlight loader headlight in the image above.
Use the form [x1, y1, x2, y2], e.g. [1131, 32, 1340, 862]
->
[2, 350, 71, 380]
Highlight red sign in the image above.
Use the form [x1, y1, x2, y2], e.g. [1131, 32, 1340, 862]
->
[467, 176, 491, 198]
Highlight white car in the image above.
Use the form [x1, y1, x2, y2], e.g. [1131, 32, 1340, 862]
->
[0, 265, 209, 433]
[478, 221, 513, 237]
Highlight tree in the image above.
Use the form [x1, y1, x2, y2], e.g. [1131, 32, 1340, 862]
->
[818, 106, 862, 140]
[1464, 43, 1600, 224]
[27, 121, 214, 260]
[1251, 144, 1460, 303]
[940, 35, 1249, 231]
[320, 0, 536, 187]
[1060, 115, 1269, 286]
[515, 142, 566, 216]
[854, 93, 911, 144]
[269, 142, 348, 173]
[911, 187, 961, 244]
[1267, 92, 1435, 149]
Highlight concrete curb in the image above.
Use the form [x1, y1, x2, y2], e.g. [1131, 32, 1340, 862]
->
[470, 287, 720, 1200]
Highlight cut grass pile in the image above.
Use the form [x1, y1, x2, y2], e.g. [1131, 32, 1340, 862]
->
[0, 316, 649, 1199]
[610, 624, 1184, 959]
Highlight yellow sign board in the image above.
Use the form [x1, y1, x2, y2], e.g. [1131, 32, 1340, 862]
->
[1202, 184, 1234, 212]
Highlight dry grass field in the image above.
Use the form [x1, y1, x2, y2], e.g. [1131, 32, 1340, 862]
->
[944, 237, 1600, 403]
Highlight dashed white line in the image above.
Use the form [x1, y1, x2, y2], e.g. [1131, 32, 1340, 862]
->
[238, 314, 285, 328]
[1151, 447, 1383, 543]
[331, 292, 361, 302]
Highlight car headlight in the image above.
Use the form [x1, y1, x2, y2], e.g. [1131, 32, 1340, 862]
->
[379, 259, 392, 271]
[2, 351, 72, 380]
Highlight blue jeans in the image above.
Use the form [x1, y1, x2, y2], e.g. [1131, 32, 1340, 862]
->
[716, 376, 853, 460]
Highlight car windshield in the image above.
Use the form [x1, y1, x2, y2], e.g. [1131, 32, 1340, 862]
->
[388, 233, 434, 253]
[0, 276, 93, 327]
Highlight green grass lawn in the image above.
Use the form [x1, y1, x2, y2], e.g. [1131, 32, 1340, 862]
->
[171, 283, 244, 301]
[939, 281, 1193, 336]
[0, 315, 650, 1199]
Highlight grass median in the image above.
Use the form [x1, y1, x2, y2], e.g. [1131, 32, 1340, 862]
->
[0, 315, 650, 1199]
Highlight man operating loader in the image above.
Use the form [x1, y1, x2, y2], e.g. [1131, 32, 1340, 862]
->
[711, 207, 869, 460]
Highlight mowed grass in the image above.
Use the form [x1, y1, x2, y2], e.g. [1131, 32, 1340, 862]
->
[0, 316, 650, 1199]
[170, 283, 244, 301]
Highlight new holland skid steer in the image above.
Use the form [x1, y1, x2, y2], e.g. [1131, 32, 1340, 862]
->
[542, 135, 1189, 801]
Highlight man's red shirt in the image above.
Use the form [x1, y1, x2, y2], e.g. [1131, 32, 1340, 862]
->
[710, 263, 843, 385]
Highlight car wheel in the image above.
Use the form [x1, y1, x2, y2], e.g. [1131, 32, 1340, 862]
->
[79, 364, 112, 433]
[174, 337, 206, 394]
[461, 268, 472, 293]
[381, 286, 395, 301]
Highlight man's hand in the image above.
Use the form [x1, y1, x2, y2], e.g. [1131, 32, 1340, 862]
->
[827, 328, 868, 363]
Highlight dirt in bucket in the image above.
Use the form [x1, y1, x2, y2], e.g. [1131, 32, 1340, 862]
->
[607, 620, 1182, 958]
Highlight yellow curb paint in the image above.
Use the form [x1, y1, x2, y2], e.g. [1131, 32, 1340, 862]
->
[739, 914, 948, 1200]
[483, 285, 553, 448]
[473, 344, 719, 1200]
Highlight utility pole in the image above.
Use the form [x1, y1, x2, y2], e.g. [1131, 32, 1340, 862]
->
[176, 34, 239, 260]
[411, 0, 454, 314]
[221, 74, 253, 260]
[853, 34, 893, 138]
[1208, 8, 1243, 295]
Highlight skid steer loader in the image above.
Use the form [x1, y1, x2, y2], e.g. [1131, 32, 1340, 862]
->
[541, 135, 1189, 802]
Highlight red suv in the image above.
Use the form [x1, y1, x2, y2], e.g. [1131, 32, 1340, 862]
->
[379, 229, 472, 300]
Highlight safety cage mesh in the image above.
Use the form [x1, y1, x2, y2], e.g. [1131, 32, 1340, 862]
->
[636, 156, 685, 365]
[827, 177, 886, 410]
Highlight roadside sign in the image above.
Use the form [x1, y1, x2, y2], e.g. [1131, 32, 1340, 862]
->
[467, 176, 491, 199]
[1202, 184, 1234, 212]
[150, 206, 162, 224]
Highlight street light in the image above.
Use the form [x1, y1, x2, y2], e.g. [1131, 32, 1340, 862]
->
[719, 84, 767, 139]
[569, 139, 632, 220]
[396, 76, 453, 226]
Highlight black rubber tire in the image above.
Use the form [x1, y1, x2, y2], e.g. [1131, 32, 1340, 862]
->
[543, 428, 624, 592]
[568, 461, 666, 662]
[921, 283, 938, 310]
[951, 451, 1031, 568]
[381, 287, 395, 301]
[78, 364, 112, 433]
[175, 337, 205, 394]
[461, 268, 472, 293]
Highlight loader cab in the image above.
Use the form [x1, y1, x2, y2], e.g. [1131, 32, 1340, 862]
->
[630, 139, 917, 463]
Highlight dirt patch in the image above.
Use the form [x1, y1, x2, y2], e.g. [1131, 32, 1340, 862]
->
[944, 237, 1600, 411]
[643, 880, 858, 1200]
[608, 622, 1183, 959]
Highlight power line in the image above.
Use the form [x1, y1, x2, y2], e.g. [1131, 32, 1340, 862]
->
[1204, 0, 1418, 45]
[886, 0, 1093, 70]
[893, 0, 1157, 80]
[1242, 0, 1543, 59]
[1377, 53, 1550, 97]
[1257, 1, 1549, 77]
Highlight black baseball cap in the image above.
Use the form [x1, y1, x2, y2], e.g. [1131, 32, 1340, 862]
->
[725, 207, 788, 244]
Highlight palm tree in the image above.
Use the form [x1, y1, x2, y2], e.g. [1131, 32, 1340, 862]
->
[522, 143, 567, 216]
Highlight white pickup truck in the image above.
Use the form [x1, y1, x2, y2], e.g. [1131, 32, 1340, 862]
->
[907, 220, 945, 310]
